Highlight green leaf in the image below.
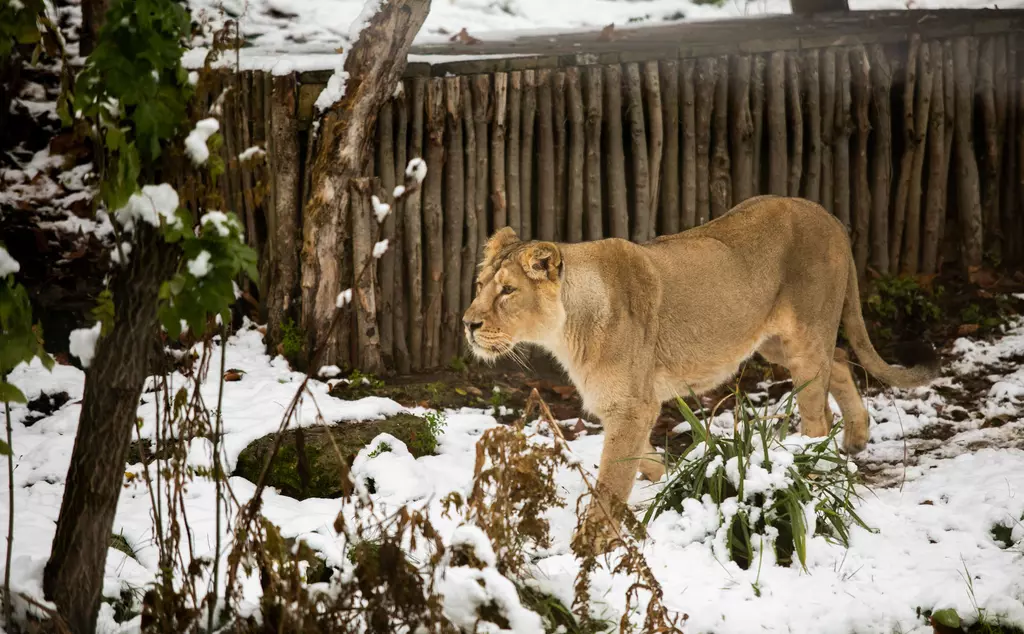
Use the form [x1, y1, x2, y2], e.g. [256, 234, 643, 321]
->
[0, 440, 11, 457]
[0, 381, 27, 404]
[931, 608, 961, 628]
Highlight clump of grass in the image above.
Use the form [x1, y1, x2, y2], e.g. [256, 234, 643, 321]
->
[644, 388, 872, 571]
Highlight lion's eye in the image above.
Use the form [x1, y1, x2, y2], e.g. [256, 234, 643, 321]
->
[501, 285, 516, 295]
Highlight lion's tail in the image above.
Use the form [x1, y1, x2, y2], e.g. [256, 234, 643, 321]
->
[840, 254, 941, 389]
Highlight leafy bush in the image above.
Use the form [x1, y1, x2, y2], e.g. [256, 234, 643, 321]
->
[644, 390, 871, 571]
[410, 410, 446, 456]
[864, 275, 943, 343]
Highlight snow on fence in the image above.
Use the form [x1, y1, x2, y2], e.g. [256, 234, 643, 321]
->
[188, 9, 1024, 373]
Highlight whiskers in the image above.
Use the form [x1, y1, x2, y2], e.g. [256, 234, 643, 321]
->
[501, 342, 533, 372]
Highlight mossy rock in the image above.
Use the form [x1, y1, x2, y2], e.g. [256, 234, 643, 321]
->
[233, 413, 435, 500]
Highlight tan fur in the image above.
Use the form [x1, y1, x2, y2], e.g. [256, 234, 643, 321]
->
[462, 196, 940, 546]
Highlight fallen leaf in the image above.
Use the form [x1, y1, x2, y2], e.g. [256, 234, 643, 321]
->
[597, 23, 616, 42]
[334, 46, 345, 54]
[466, 386, 483, 397]
[957, 323, 980, 336]
[454, 387, 467, 396]
[224, 370, 244, 382]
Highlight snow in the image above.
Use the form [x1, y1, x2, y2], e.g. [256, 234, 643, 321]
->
[336, 288, 353, 308]
[371, 195, 390, 223]
[187, 250, 213, 278]
[6, 313, 1024, 633]
[318, 365, 342, 378]
[200, 210, 238, 237]
[184, 117, 220, 166]
[68, 322, 102, 368]
[313, 56, 349, 113]
[113, 184, 182, 233]
[372, 239, 389, 258]
[181, 0, 1004, 75]
[393, 185, 406, 199]
[238, 146, 265, 161]
[405, 158, 427, 184]
[109, 241, 132, 265]
[0, 247, 20, 277]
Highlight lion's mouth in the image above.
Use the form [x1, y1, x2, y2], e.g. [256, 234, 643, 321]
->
[465, 331, 510, 360]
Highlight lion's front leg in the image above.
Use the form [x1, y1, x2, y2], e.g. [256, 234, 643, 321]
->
[575, 400, 659, 553]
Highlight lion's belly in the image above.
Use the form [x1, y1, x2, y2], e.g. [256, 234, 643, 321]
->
[652, 332, 767, 402]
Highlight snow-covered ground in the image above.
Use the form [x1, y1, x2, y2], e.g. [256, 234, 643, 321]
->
[178, 0, 1018, 72]
[3, 313, 1024, 633]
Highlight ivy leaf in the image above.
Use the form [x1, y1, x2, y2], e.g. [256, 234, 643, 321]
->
[0, 381, 27, 404]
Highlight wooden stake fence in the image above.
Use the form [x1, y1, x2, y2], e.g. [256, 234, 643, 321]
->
[204, 11, 1024, 373]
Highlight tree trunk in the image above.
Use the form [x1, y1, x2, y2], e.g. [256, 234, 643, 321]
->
[605, 65, 629, 238]
[731, 55, 754, 205]
[833, 48, 852, 232]
[869, 44, 893, 275]
[441, 78, 463, 365]
[507, 72, 522, 236]
[472, 75, 490, 262]
[424, 78, 445, 368]
[922, 42, 947, 275]
[538, 70, 557, 241]
[625, 63, 651, 241]
[461, 76, 478, 351]
[850, 46, 871, 276]
[44, 228, 178, 634]
[376, 102, 396, 364]
[644, 61, 664, 237]
[553, 71, 567, 242]
[803, 49, 821, 204]
[80, 0, 110, 57]
[954, 37, 983, 275]
[393, 85, 411, 374]
[265, 74, 303, 360]
[351, 179, 385, 373]
[767, 51, 787, 196]
[891, 36, 921, 271]
[584, 67, 604, 240]
[821, 49, 836, 213]
[681, 59, 697, 229]
[567, 67, 586, 242]
[661, 61, 681, 234]
[751, 55, 766, 197]
[711, 56, 732, 219]
[787, 53, 803, 198]
[695, 57, 717, 225]
[406, 77, 426, 370]
[299, 0, 430, 368]
[520, 70, 536, 240]
[903, 42, 935, 275]
[491, 73, 508, 231]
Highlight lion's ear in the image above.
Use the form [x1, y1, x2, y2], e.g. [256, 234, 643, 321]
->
[483, 227, 519, 261]
[521, 242, 562, 281]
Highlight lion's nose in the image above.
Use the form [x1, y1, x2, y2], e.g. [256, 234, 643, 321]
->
[463, 319, 483, 334]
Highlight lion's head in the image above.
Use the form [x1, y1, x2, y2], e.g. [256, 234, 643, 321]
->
[462, 227, 565, 361]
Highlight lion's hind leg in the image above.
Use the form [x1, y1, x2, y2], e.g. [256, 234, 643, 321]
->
[757, 336, 835, 438]
[829, 348, 871, 454]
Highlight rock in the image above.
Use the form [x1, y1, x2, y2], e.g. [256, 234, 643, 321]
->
[232, 413, 437, 500]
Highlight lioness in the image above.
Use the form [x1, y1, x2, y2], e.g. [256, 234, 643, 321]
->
[462, 195, 939, 544]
